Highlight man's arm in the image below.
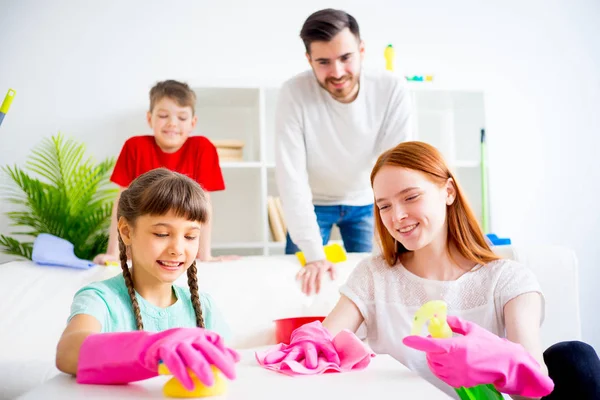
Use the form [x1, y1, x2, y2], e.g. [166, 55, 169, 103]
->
[274, 83, 325, 263]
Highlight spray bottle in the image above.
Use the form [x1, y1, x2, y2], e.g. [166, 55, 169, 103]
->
[0, 89, 16, 127]
[384, 44, 395, 72]
[411, 301, 504, 400]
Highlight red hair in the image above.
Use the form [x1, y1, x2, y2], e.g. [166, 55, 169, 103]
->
[370, 141, 499, 267]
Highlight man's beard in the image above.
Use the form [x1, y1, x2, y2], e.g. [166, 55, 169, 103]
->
[318, 73, 360, 101]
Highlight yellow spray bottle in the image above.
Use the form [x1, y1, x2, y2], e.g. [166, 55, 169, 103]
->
[384, 44, 395, 72]
[411, 301, 504, 400]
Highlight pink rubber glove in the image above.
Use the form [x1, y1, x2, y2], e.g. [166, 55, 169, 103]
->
[263, 321, 340, 368]
[403, 316, 554, 398]
[77, 327, 240, 391]
[256, 321, 374, 376]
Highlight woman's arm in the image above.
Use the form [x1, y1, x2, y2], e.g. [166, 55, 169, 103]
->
[55, 314, 102, 375]
[505, 292, 549, 400]
[322, 295, 364, 337]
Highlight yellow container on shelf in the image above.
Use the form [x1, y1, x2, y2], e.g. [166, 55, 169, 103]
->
[384, 44, 395, 72]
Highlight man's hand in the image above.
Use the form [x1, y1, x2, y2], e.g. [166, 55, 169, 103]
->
[296, 260, 337, 295]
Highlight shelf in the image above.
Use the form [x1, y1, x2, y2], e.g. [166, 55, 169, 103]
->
[452, 160, 480, 168]
[267, 241, 347, 250]
[220, 161, 262, 169]
[268, 161, 480, 169]
[212, 241, 286, 250]
[212, 241, 264, 250]
[211, 169, 262, 243]
[407, 81, 486, 93]
[195, 87, 260, 108]
[196, 84, 487, 255]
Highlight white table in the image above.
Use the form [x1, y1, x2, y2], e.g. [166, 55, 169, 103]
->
[18, 349, 452, 399]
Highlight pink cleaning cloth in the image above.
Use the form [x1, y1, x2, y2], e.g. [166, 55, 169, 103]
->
[255, 321, 375, 376]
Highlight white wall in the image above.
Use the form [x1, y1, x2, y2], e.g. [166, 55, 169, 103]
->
[1, 0, 599, 348]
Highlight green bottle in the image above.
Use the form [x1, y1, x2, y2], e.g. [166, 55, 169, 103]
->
[455, 384, 503, 399]
[412, 301, 504, 400]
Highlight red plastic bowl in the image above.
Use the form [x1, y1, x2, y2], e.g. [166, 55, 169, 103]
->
[274, 316, 326, 344]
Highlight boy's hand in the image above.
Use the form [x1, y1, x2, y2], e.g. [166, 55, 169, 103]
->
[93, 253, 119, 266]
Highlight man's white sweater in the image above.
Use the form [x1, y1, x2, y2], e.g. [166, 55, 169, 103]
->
[274, 68, 414, 262]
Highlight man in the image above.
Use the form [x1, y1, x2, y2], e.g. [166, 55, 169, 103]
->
[275, 8, 413, 295]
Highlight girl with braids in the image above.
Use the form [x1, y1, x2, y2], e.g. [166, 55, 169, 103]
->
[56, 168, 239, 391]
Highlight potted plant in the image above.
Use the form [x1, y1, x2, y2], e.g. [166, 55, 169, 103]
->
[0, 133, 117, 260]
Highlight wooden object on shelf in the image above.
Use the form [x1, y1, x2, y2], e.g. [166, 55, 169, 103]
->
[273, 197, 287, 234]
[211, 139, 245, 162]
[211, 139, 245, 148]
[216, 147, 244, 162]
[267, 196, 286, 242]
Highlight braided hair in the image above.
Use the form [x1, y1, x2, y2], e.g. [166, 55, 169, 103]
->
[116, 168, 209, 330]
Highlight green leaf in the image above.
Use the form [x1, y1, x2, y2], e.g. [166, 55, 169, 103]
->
[0, 133, 117, 261]
[0, 235, 33, 260]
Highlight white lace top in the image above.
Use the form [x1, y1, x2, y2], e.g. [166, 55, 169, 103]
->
[340, 256, 545, 399]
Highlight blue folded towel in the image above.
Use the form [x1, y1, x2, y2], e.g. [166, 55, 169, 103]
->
[32, 233, 95, 269]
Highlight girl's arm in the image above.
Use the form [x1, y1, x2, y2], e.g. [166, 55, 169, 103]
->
[55, 314, 102, 375]
[322, 295, 364, 337]
[504, 292, 549, 400]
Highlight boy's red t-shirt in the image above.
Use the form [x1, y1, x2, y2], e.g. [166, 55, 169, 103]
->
[110, 135, 225, 191]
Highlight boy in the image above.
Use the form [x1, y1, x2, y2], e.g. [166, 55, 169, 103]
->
[93, 80, 235, 264]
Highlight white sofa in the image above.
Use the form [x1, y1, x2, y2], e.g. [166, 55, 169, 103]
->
[0, 245, 581, 399]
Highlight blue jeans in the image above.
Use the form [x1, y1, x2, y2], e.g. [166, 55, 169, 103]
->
[285, 204, 374, 255]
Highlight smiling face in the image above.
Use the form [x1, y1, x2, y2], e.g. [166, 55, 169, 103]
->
[373, 166, 456, 252]
[118, 209, 202, 284]
[147, 97, 197, 153]
[306, 27, 364, 104]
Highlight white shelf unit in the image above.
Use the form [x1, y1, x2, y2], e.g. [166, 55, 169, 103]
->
[193, 85, 486, 256]
[412, 89, 486, 224]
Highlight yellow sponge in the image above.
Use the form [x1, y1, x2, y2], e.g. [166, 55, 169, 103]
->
[158, 363, 226, 398]
[295, 243, 347, 266]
